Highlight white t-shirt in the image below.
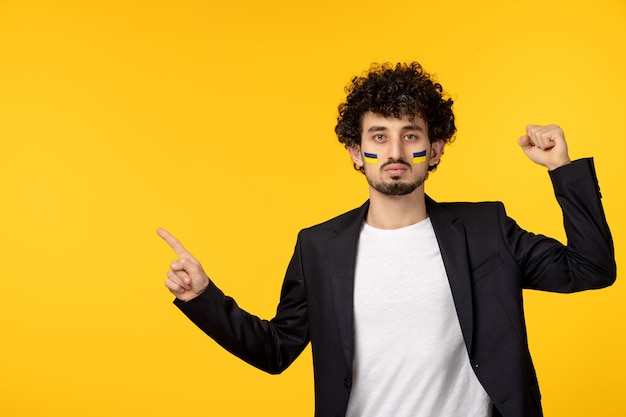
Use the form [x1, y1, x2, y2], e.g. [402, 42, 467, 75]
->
[345, 218, 492, 417]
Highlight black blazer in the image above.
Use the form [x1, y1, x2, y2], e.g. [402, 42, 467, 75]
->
[177, 158, 615, 417]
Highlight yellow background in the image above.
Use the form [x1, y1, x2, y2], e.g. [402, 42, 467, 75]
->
[1, 0, 624, 415]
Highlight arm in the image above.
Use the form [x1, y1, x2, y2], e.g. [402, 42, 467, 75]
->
[507, 125, 616, 291]
[502, 158, 616, 292]
[158, 229, 309, 374]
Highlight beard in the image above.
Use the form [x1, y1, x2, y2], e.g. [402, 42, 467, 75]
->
[366, 176, 424, 195]
[364, 158, 427, 196]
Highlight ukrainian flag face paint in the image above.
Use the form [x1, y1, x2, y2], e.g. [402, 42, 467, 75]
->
[412, 150, 427, 164]
[362, 150, 427, 166]
[363, 152, 378, 164]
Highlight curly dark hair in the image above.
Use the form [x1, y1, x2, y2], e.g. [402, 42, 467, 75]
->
[335, 62, 456, 173]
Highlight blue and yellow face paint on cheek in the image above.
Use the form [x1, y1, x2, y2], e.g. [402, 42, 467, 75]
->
[363, 150, 427, 165]
[412, 150, 427, 164]
[363, 152, 378, 164]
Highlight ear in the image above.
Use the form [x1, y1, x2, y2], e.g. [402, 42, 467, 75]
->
[348, 144, 364, 168]
[429, 140, 445, 167]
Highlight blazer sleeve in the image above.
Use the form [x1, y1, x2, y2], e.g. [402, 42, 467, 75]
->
[173, 233, 310, 374]
[502, 157, 616, 292]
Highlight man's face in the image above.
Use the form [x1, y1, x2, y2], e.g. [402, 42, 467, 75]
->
[348, 111, 444, 196]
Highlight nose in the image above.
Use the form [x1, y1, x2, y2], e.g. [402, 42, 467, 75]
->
[388, 137, 405, 161]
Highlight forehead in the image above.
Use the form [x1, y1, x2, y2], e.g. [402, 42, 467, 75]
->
[361, 111, 427, 131]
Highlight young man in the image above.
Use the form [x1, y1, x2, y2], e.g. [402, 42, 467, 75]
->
[158, 62, 615, 417]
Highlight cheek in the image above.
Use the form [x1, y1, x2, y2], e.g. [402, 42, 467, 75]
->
[363, 152, 379, 165]
[362, 160, 379, 177]
[411, 150, 428, 165]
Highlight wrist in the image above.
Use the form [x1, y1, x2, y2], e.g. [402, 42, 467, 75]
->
[548, 158, 572, 171]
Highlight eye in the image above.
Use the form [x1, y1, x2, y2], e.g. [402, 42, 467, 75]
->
[405, 134, 418, 141]
[373, 134, 385, 141]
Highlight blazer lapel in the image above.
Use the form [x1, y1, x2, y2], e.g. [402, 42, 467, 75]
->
[328, 201, 369, 368]
[426, 196, 475, 354]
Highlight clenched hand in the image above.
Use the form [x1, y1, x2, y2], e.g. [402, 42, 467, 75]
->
[518, 124, 571, 171]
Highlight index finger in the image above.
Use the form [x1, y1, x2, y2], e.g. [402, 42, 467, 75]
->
[157, 228, 188, 256]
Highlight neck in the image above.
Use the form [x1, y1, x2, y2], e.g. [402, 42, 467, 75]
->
[365, 187, 427, 229]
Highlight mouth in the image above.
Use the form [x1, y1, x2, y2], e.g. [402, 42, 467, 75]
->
[381, 162, 411, 177]
[384, 168, 407, 177]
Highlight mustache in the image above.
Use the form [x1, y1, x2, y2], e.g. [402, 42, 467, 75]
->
[380, 159, 412, 170]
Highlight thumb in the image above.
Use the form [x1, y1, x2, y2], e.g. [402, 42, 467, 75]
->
[171, 256, 201, 273]
[518, 134, 532, 149]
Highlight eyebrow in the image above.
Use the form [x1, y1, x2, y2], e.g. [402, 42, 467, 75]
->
[366, 124, 425, 133]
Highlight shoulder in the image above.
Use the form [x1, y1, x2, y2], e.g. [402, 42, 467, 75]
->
[303, 202, 367, 233]
[428, 198, 506, 220]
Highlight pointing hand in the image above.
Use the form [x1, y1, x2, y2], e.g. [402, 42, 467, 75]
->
[158, 228, 210, 302]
